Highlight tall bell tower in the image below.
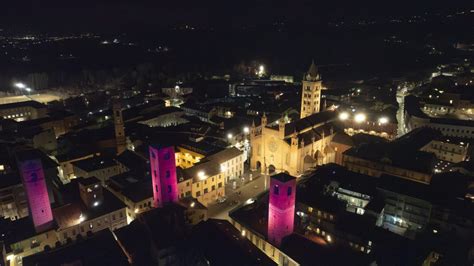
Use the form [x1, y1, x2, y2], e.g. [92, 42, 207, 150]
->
[300, 60, 322, 119]
[113, 99, 126, 155]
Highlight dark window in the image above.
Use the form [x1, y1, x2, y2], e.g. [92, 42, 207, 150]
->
[164, 152, 171, 160]
[165, 170, 170, 178]
[167, 185, 171, 193]
[196, 191, 201, 197]
[212, 185, 215, 191]
[287, 187, 292, 196]
[218, 182, 222, 188]
[274, 185, 279, 195]
[151, 152, 156, 159]
[204, 188, 209, 194]
[155, 185, 159, 193]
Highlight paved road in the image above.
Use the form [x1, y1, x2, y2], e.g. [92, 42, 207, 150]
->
[207, 170, 270, 220]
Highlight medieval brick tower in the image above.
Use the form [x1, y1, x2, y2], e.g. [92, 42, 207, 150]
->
[149, 145, 179, 208]
[300, 60, 323, 119]
[113, 100, 127, 155]
[267, 173, 296, 246]
[18, 157, 53, 232]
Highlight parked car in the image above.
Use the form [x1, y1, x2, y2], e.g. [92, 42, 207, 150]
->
[217, 196, 227, 203]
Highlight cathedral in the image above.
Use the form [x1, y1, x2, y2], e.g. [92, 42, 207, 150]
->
[250, 61, 347, 176]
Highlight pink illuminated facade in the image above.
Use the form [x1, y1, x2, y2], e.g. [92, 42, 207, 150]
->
[19, 159, 53, 232]
[267, 173, 296, 246]
[149, 145, 179, 208]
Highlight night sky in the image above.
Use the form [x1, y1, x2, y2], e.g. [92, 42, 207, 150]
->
[1, 0, 470, 32]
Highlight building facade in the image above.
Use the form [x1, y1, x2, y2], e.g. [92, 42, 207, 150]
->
[249, 62, 343, 177]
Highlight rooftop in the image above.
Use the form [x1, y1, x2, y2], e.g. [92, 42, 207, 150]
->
[72, 156, 119, 172]
[0, 100, 45, 110]
[22, 229, 129, 266]
[271, 172, 296, 183]
[190, 219, 277, 266]
[284, 111, 336, 136]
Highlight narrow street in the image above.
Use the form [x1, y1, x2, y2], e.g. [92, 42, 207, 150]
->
[207, 170, 270, 220]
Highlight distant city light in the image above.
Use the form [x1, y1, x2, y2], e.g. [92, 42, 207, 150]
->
[378, 117, 389, 124]
[354, 113, 366, 123]
[14, 82, 26, 89]
[257, 65, 265, 77]
[25, 88, 32, 92]
[227, 133, 233, 139]
[243, 126, 250, 134]
[326, 235, 332, 243]
[93, 201, 99, 207]
[339, 112, 349, 121]
[78, 213, 85, 223]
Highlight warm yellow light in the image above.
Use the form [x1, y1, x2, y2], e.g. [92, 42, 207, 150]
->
[241, 229, 246, 237]
[134, 208, 139, 213]
[339, 112, 349, 121]
[243, 126, 250, 134]
[197, 171, 206, 180]
[220, 165, 227, 172]
[378, 117, 389, 124]
[354, 113, 366, 123]
[326, 235, 332, 243]
[227, 133, 233, 139]
[78, 213, 85, 223]
[190, 202, 195, 208]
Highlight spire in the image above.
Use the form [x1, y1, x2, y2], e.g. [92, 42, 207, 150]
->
[305, 60, 320, 81]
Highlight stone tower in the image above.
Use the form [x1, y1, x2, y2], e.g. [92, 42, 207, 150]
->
[149, 145, 179, 208]
[268, 173, 296, 246]
[300, 60, 323, 119]
[113, 100, 126, 155]
[18, 158, 53, 233]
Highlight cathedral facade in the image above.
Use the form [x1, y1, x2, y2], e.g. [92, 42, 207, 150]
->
[250, 62, 341, 176]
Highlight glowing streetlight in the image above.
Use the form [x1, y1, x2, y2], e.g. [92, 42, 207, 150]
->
[243, 126, 250, 134]
[14, 82, 26, 89]
[257, 65, 265, 77]
[78, 213, 85, 223]
[354, 113, 366, 123]
[378, 117, 389, 124]
[197, 171, 206, 180]
[339, 112, 349, 121]
[227, 133, 233, 139]
[25, 87, 32, 93]
[220, 165, 227, 172]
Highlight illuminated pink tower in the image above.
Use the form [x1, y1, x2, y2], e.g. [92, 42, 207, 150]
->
[268, 173, 296, 246]
[149, 145, 179, 208]
[18, 158, 54, 232]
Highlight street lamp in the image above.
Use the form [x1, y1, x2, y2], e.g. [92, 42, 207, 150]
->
[227, 133, 233, 140]
[354, 113, 366, 123]
[378, 117, 389, 124]
[14, 82, 26, 89]
[197, 171, 206, 180]
[243, 126, 250, 134]
[338, 112, 349, 121]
